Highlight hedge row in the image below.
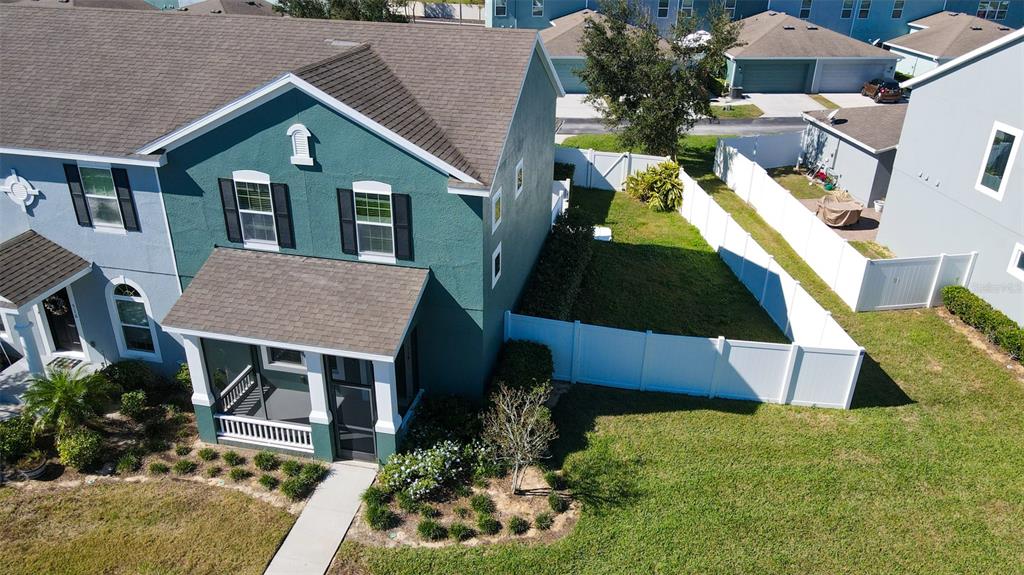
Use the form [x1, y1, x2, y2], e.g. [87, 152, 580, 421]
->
[493, 340, 553, 390]
[518, 209, 594, 321]
[554, 162, 575, 182]
[942, 285, 1023, 362]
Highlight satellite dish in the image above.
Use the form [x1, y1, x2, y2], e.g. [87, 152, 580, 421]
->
[827, 109, 839, 124]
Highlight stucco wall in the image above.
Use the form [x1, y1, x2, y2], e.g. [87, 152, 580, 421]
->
[877, 37, 1024, 323]
[553, 58, 587, 93]
[0, 153, 185, 373]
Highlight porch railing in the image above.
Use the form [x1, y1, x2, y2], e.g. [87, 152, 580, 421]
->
[216, 365, 257, 413]
[213, 414, 314, 453]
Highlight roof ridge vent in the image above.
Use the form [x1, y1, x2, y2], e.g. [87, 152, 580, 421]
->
[783, 25, 796, 30]
[970, 25, 983, 30]
[998, 26, 1011, 30]
[325, 39, 361, 47]
[806, 25, 818, 30]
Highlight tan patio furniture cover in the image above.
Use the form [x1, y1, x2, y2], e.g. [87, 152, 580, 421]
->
[816, 196, 864, 227]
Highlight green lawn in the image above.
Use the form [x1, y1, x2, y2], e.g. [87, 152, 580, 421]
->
[850, 240, 896, 260]
[809, 94, 840, 109]
[0, 480, 294, 575]
[330, 134, 1024, 574]
[711, 104, 764, 119]
[569, 186, 786, 342]
[767, 167, 827, 200]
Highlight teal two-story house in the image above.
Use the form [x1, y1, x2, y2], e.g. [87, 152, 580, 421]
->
[0, 6, 563, 462]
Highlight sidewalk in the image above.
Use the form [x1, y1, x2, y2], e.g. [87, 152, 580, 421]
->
[265, 461, 377, 575]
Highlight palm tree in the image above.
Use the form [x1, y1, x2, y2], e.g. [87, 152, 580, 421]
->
[22, 367, 115, 435]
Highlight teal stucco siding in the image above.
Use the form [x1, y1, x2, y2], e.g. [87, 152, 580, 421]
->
[553, 58, 587, 94]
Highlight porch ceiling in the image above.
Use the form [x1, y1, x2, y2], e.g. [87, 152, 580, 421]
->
[0, 230, 91, 310]
[162, 248, 428, 359]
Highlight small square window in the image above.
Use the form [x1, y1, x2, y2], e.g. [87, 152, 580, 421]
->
[492, 242, 502, 288]
[492, 188, 503, 234]
[975, 121, 1021, 200]
[1007, 242, 1024, 282]
[515, 159, 524, 197]
[495, 0, 507, 17]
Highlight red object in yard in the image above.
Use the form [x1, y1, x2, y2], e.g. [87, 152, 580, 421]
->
[815, 170, 827, 181]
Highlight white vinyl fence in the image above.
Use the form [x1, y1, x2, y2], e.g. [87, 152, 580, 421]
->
[551, 179, 569, 225]
[554, 146, 669, 191]
[714, 139, 977, 311]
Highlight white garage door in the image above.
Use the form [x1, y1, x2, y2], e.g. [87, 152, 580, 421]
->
[816, 61, 890, 92]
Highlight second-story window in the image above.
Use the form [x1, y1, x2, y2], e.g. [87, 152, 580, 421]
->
[725, 0, 737, 18]
[492, 187, 503, 234]
[515, 159, 524, 197]
[891, 0, 904, 18]
[678, 0, 693, 16]
[532, 0, 543, 17]
[63, 163, 140, 232]
[355, 190, 395, 257]
[977, 1, 1009, 20]
[219, 171, 294, 250]
[800, 0, 813, 19]
[657, 0, 669, 18]
[858, 0, 871, 19]
[975, 121, 1021, 200]
[235, 177, 278, 247]
[841, 0, 854, 18]
[495, 0, 507, 17]
[338, 181, 413, 262]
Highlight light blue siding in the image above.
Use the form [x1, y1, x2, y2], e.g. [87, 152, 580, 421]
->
[553, 58, 587, 93]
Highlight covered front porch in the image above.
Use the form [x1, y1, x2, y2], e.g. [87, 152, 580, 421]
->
[163, 248, 428, 462]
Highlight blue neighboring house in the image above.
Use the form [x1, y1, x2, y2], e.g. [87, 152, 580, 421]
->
[0, 5, 563, 463]
[489, 0, 1023, 43]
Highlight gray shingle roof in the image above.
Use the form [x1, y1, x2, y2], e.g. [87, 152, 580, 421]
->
[540, 9, 600, 58]
[728, 11, 895, 59]
[162, 248, 428, 357]
[0, 6, 540, 184]
[805, 104, 908, 153]
[0, 231, 91, 310]
[885, 12, 1015, 59]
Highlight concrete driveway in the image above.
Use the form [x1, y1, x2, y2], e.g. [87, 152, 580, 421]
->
[715, 93, 827, 117]
[821, 92, 883, 109]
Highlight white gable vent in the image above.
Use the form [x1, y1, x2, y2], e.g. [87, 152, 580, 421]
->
[287, 124, 314, 166]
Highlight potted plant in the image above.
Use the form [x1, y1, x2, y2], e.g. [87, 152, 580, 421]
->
[15, 449, 48, 479]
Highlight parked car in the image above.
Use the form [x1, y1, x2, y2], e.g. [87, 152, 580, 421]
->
[861, 78, 903, 103]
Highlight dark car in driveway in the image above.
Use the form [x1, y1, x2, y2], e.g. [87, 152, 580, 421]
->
[861, 78, 903, 103]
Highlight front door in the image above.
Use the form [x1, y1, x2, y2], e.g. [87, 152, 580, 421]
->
[328, 357, 376, 461]
[43, 289, 82, 353]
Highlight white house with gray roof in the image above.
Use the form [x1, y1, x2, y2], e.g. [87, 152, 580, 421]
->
[884, 11, 1016, 77]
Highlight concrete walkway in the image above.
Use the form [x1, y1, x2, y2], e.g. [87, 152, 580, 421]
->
[265, 461, 377, 575]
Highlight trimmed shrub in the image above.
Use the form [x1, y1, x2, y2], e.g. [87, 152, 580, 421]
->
[120, 389, 147, 421]
[258, 474, 279, 491]
[943, 285, 1023, 362]
[453, 484, 472, 498]
[507, 515, 530, 535]
[197, 447, 218, 461]
[493, 341, 554, 391]
[624, 161, 683, 212]
[402, 395, 481, 450]
[280, 476, 316, 501]
[173, 459, 197, 475]
[205, 466, 223, 478]
[174, 363, 193, 396]
[149, 462, 170, 475]
[417, 518, 447, 541]
[364, 502, 398, 531]
[544, 470, 567, 491]
[0, 414, 35, 463]
[519, 209, 595, 320]
[100, 360, 159, 395]
[281, 460, 302, 477]
[534, 511, 554, 531]
[254, 451, 280, 471]
[476, 514, 500, 535]
[228, 467, 251, 482]
[300, 462, 328, 482]
[469, 494, 496, 515]
[361, 486, 391, 507]
[419, 505, 440, 519]
[448, 522, 474, 541]
[454, 506, 471, 519]
[378, 440, 467, 501]
[57, 428, 103, 471]
[553, 162, 575, 182]
[174, 444, 191, 457]
[396, 490, 421, 514]
[548, 492, 569, 513]
[116, 452, 141, 475]
[222, 450, 244, 467]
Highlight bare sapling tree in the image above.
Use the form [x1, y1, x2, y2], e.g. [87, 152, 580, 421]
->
[483, 383, 559, 494]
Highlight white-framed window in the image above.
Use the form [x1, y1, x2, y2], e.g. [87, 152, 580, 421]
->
[532, 0, 543, 17]
[975, 121, 1021, 201]
[287, 124, 313, 166]
[724, 0, 736, 17]
[106, 279, 161, 361]
[1007, 242, 1024, 282]
[840, 0, 854, 18]
[515, 159, 524, 197]
[678, 0, 693, 16]
[232, 170, 278, 248]
[858, 0, 871, 19]
[977, 0, 1009, 21]
[495, 0, 507, 17]
[491, 242, 502, 288]
[353, 180, 396, 261]
[78, 162, 124, 229]
[799, 0, 813, 19]
[891, 0, 904, 18]
[260, 346, 307, 374]
[657, 0, 669, 18]
[492, 187, 503, 234]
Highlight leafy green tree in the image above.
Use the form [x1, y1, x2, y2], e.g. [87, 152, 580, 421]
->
[578, 0, 742, 158]
[275, 0, 407, 22]
[22, 367, 116, 435]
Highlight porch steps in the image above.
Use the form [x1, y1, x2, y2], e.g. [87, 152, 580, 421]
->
[264, 461, 377, 575]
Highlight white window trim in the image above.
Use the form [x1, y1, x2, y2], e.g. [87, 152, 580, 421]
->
[532, 0, 543, 17]
[260, 345, 307, 374]
[232, 170, 279, 250]
[286, 124, 314, 166]
[353, 180, 398, 264]
[492, 187, 503, 234]
[974, 121, 1022, 201]
[35, 286, 90, 361]
[1008, 242, 1024, 282]
[656, 0, 669, 18]
[77, 161, 125, 231]
[495, 0, 507, 17]
[800, 0, 813, 19]
[106, 277, 162, 362]
[890, 0, 904, 19]
[491, 242, 502, 288]
[678, 0, 693, 16]
[514, 158, 524, 198]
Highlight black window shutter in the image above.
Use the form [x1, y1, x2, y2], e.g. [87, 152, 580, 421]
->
[218, 178, 243, 243]
[337, 188, 357, 255]
[393, 193, 413, 261]
[110, 168, 140, 231]
[63, 164, 92, 227]
[270, 183, 294, 249]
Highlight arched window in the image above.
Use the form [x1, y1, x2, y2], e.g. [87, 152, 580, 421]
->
[287, 124, 313, 166]
[107, 279, 161, 361]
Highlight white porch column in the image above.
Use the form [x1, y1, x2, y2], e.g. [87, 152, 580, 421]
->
[183, 334, 214, 407]
[305, 352, 332, 425]
[12, 309, 44, 375]
[372, 359, 401, 435]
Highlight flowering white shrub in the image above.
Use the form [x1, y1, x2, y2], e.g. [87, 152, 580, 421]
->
[378, 440, 466, 501]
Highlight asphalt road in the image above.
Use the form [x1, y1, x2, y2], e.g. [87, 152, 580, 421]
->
[557, 116, 806, 136]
